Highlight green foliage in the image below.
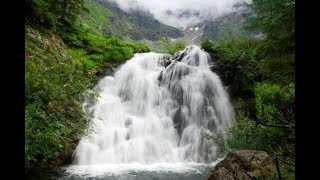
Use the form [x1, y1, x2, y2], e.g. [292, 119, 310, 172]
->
[232, 98, 256, 119]
[129, 43, 151, 53]
[76, 32, 149, 64]
[204, 131, 230, 154]
[80, 0, 113, 34]
[265, 162, 295, 180]
[244, 0, 295, 84]
[26, 0, 59, 28]
[202, 0, 295, 96]
[253, 82, 295, 161]
[201, 38, 261, 97]
[169, 42, 186, 55]
[206, 82, 295, 178]
[60, 0, 182, 42]
[202, 0, 295, 178]
[68, 49, 97, 71]
[205, 112, 259, 153]
[61, 15, 150, 65]
[245, 0, 295, 52]
[25, 0, 151, 172]
[26, 0, 150, 67]
[25, 29, 95, 171]
[227, 83, 294, 154]
[278, 162, 295, 180]
[161, 37, 186, 55]
[255, 83, 295, 125]
[226, 112, 260, 151]
[259, 52, 295, 83]
[205, 112, 260, 154]
[26, 0, 87, 32]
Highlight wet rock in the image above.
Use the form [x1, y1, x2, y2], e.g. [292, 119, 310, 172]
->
[159, 59, 172, 68]
[172, 51, 187, 62]
[208, 150, 276, 180]
[208, 62, 216, 72]
[158, 55, 173, 68]
[125, 118, 132, 128]
[172, 46, 196, 62]
[173, 107, 186, 136]
[126, 133, 130, 140]
[164, 59, 172, 67]
[158, 71, 163, 82]
[104, 63, 119, 76]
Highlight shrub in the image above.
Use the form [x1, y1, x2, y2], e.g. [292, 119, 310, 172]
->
[25, 30, 93, 171]
[201, 38, 261, 98]
[161, 37, 186, 55]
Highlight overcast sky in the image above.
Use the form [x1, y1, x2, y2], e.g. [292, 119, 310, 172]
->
[107, 0, 249, 28]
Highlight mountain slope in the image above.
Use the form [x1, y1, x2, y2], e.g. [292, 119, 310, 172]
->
[84, 0, 183, 41]
[175, 4, 258, 45]
[175, 26, 205, 45]
[202, 5, 257, 41]
[82, 0, 257, 47]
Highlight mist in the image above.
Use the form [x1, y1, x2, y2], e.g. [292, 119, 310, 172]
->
[107, 0, 248, 28]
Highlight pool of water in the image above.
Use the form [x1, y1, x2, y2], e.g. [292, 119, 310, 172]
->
[27, 163, 217, 180]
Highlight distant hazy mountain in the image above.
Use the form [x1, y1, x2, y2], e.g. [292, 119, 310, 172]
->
[202, 4, 257, 41]
[85, 0, 258, 47]
[174, 3, 258, 45]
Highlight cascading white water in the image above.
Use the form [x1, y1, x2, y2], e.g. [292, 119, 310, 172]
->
[73, 45, 234, 166]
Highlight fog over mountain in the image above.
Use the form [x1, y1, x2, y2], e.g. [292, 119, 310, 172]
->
[107, 0, 250, 28]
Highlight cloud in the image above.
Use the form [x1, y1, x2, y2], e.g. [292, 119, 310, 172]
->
[107, 0, 248, 28]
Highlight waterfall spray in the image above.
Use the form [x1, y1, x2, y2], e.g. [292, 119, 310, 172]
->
[73, 45, 235, 165]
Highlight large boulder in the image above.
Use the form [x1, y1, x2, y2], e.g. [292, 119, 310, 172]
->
[208, 150, 276, 180]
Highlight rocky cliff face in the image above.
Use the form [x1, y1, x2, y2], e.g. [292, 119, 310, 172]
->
[208, 150, 276, 180]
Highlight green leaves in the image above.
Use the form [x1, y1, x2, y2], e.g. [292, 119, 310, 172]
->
[161, 37, 186, 55]
[201, 38, 260, 97]
[254, 83, 295, 125]
[26, 0, 86, 31]
[202, 1, 295, 178]
[204, 131, 230, 154]
[25, 13, 150, 171]
[25, 28, 92, 171]
[245, 0, 295, 52]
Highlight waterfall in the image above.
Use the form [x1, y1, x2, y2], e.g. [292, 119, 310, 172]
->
[73, 45, 235, 166]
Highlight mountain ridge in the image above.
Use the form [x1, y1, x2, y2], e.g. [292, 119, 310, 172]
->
[92, 0, 183, 41]
[174, 3, 258, 45]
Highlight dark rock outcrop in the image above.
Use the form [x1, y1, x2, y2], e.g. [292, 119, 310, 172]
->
[208, 150, 276, 180]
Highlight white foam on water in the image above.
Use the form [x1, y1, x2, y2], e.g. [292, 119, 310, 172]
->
[68, 45, 234, 176]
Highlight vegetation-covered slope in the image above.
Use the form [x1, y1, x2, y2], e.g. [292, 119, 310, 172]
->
[25, 0, 151, 173]
[25, 27, 91, 171]
[84, 0, 183, 41]
[202, 0, 295, 179]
